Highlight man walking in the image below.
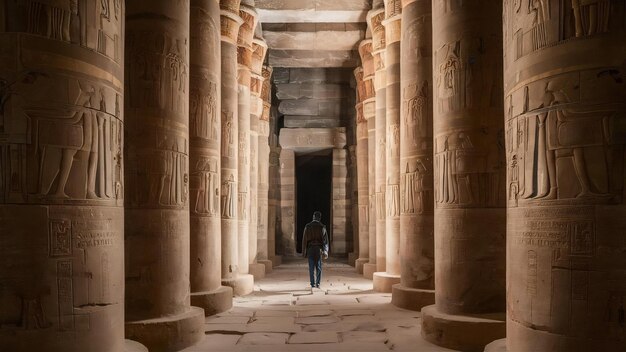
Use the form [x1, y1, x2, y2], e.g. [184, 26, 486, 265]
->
[302, 211, 329, 288]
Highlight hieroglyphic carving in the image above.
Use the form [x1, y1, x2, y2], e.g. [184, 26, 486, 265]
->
[386, 184, 399, 217]
[127, 31, 188, 115]
[404, 81, 429, 148]
[49, 219, 72, 257]
[221, 172, 236, 218]
[505, 71, 625, 206]
[401, 159, 433, 214]
[190, 157, 219, 216]
[434, 130, 505, 207]
[221, 111, 235, 157]
[190, 82, 218, 140]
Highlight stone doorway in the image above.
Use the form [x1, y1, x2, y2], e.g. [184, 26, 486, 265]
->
[295, 150, 333, 254]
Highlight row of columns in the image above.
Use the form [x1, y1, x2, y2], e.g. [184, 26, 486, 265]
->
[352, 0, 626, 351]
[0, 0, 275, 351]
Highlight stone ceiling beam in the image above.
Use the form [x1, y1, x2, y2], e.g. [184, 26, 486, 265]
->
[256, 0, 371, 23]
[263, 29, 364, 51]
[269, 49, 359, 68]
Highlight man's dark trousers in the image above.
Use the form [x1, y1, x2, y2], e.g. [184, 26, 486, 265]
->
[307, 244, 323, 287]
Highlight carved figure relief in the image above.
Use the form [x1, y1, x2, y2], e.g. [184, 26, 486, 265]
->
[506, 72, 625, 205]
[128, 31, 188, 114]
[222, 111, 234, 157]
[404, 81, 429, 147]
[437, 40, 464, 113]
[386, 184, 399, 217]
[434, 130, 505, 207]
[221, 173, 236, 218]
[190, 82, 218, 140]
[376, 191, 385, 221]
[401, 159, 433, 214]
[190, 157, 219, 216]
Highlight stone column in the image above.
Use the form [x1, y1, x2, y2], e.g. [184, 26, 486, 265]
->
[279, 148, 296, 255]
[248, 28, 267, 279]
[487, 2, 626, 351]
[219, 0, 253, 296]
[257, 65, 274, 273]
[421, 1, 506, 351]
[332, 147, 350, 254]
[359, 39, 378, 279]
[354, 67, 370, 274]
[236, 1, 257, 285]
[373, 0, 402, 293]
[367, 4, 388, 277]
[391, 0, 435, 311]
[124, 1, 205, 350]
[189, 0, 233, 316]
[0, 2, 129, 351]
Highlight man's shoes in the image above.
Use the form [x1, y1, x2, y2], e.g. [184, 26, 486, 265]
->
[315, 284, 320, 289]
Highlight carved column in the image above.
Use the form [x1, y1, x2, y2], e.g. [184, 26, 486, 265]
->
[373, 0, 402, 293]
[0, 2, 129, 351]
[124, 1, 205, 350]
[257, 65, 274, 273]
[354, 66, 371, 274]
[421, 1, 506, 351]
[488, 1, 626, 351]
[189, 0, 233, 316]
[248, 27, 267, 279]
[235, 1, 256, 287]
[269, 108, 282, 266]
[359, 39, 378, 279]
[367, 3, 388, 279]
[391, 0, 435, 311]
[219, 0, 253, 296]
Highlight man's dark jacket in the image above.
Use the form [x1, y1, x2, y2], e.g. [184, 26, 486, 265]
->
[301, 220, 329, 257]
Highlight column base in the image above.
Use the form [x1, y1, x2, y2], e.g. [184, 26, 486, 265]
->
[222, 274, 254, 296]
[124, 340, 148, 352]
[372, 272, 401, 293]
[258, 259, 273, 274]
[363, 263, 376, 279]
[125, 306, 205, 352]
[420, 305, 506, 352]
[191, 286, 233, 316]
[355, 258, 369, 274]
[391, 284, 435, 311]
[249, 263, 266, 280]
[271, 255, 282, 267]
[484, 338, 507, 352]
[348, 252, 358, 266]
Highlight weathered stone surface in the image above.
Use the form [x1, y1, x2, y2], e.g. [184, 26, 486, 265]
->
[279, 128, 347, 151]
[269, 49, 359, 68]
[503, 1, 626, 351]
[275, 83, 348, 100]
[264, 30, 363, 51]
[288, 332, 340, 344]
[284, 116, 342, 128]
[0, 1, 126, 351]
[239, 333, 289, 345]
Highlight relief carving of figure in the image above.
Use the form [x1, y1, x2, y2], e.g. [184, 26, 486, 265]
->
[571, 0, 610, 37]
[402, 160, 430, 214]
[191, 158, 219, 216]
[221, 173, 236, 218]
[405, 81, 429, 146]
[222, 111, 234, 157]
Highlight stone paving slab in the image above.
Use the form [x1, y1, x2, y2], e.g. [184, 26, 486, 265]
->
[289, 332, 339, 344]
[184, 258, 458, 352]
[238, 333, 289, 345]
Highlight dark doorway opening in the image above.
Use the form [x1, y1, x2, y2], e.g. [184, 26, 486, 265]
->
[296, 151, 332, 254]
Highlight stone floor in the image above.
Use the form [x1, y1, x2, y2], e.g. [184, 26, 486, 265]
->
[182, 257, 455, 352]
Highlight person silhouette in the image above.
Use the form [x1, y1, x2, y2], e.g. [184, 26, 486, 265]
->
[301, 211, 329, 289]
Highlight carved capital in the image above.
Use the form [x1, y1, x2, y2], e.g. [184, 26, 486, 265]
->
[383, 15, 402, 44]
[367, 9, 386, 53]
[251, 39, 268, 75]
[220, 10, 243, 44]
[237, 6, 258, 50]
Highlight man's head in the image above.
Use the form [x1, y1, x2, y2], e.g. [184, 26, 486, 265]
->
[313, 211, 322, 221]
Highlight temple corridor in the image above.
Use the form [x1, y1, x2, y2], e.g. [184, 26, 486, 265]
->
[181, 257, 453, 352]
[1, 0, 625, 351]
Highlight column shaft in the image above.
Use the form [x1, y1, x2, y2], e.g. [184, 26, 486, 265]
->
[257, 66, 273, 272]
[219, 0, 253, 296]
[422, 1, 506, 350]
[125, 1, 204, 350]
[503, 1, 626, 351]
[354, 68, 370, 273]
[392, 0, 435, 311]
[189, 0, 233, 316]
[374, 0, 403, 293]
[0, 2, 125, 351]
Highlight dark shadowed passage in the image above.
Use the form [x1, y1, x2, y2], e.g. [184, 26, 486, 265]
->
[295, 151, 332, 254]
